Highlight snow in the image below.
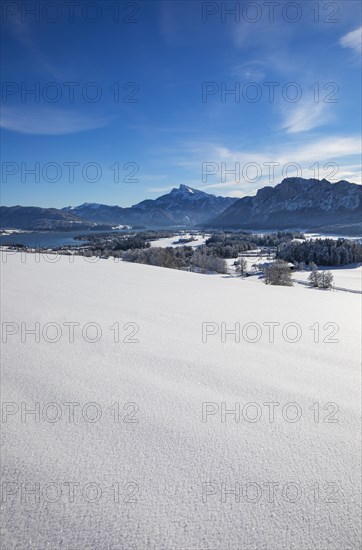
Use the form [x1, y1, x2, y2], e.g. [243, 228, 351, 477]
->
[226, 251, 276, 276]
[294, 265, 362, 292]
[150, 233, 209, 248]
[0, 229, 27, 235]
[227, 252, 362, 293]
[304, 232, 362, 242]
[1, 252, 361, 550]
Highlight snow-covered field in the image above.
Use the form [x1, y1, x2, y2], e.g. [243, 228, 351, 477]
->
[150, 233, 209, 248]
[294, 265, 362, 292]
[1, 252, 361, 550]
[305, 233, 362, 242]
[227, 256, 362, 293]
[226, 251, 275, 276]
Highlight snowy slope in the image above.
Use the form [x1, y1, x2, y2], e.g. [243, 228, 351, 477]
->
[1, 252, 361, 549]
[294, 265, 362, 292]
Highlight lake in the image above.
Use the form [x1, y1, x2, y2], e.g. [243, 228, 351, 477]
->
[0, 229, 130, 248]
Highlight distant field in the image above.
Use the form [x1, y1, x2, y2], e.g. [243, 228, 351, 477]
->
[149, 233, 210, 248]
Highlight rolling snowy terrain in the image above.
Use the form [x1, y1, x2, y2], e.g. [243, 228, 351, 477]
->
[1, 252, 361, 549]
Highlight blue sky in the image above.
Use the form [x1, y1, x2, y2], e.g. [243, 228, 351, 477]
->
[1, 0, 361, 208]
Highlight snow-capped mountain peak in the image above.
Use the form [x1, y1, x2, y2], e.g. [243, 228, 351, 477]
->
[79, 202, 103, 209]
[58, 185, 237, 227]
[179, 184, 194, 194]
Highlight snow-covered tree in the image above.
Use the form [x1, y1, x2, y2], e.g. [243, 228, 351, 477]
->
[318, 271, 334, 289]
[264, 261, 293, 286]
[235, 257, 247, 277]
[308, 265, 320, 288]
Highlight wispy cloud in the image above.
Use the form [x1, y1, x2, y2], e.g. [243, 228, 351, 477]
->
[281, 101, 331, 134]
[231, 15, 341, 134]
[147, 185, 175, 193]
[339, 27, 362, 55]
[169, 135, 362, 196]
[1, 106, 111, 135]
[202, 136, 361, 169]
[127, 125, 198, 134]
[6, 17, 65, 80]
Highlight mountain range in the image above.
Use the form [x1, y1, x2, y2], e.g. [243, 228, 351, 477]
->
[62, 185, 237, 227]
[210, 178, 362, 232]
[0, 205, 94, 231]
[1, 179, 361, 233]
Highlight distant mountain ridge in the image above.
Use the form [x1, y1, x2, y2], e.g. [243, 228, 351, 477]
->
[62, 185, 237, 227]
[1, 180, 361, 233]
[207, 178, 362, 232]
[0, 186, 237, 230]
[0, 205, 94, 231]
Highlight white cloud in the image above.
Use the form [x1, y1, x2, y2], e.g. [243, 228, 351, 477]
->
[181, 135, 361, 196]
[147, 186, 175, 193]
[281, 102, 330, 134]
[212, 136, 362, 168]
[339, 27, 362, 55]
[0, 106, 110, 135]
[223, 189, 250, 198]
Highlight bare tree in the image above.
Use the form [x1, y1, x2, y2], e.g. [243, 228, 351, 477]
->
[235, 257, 248, 277]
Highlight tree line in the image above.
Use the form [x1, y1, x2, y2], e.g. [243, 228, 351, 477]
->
[205, 231, 304, 258]
[122, 246, 227, 274]
[277, 238, 362, 266]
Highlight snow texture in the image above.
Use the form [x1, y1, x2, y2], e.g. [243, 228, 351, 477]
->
[1, 252, 361, 549]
